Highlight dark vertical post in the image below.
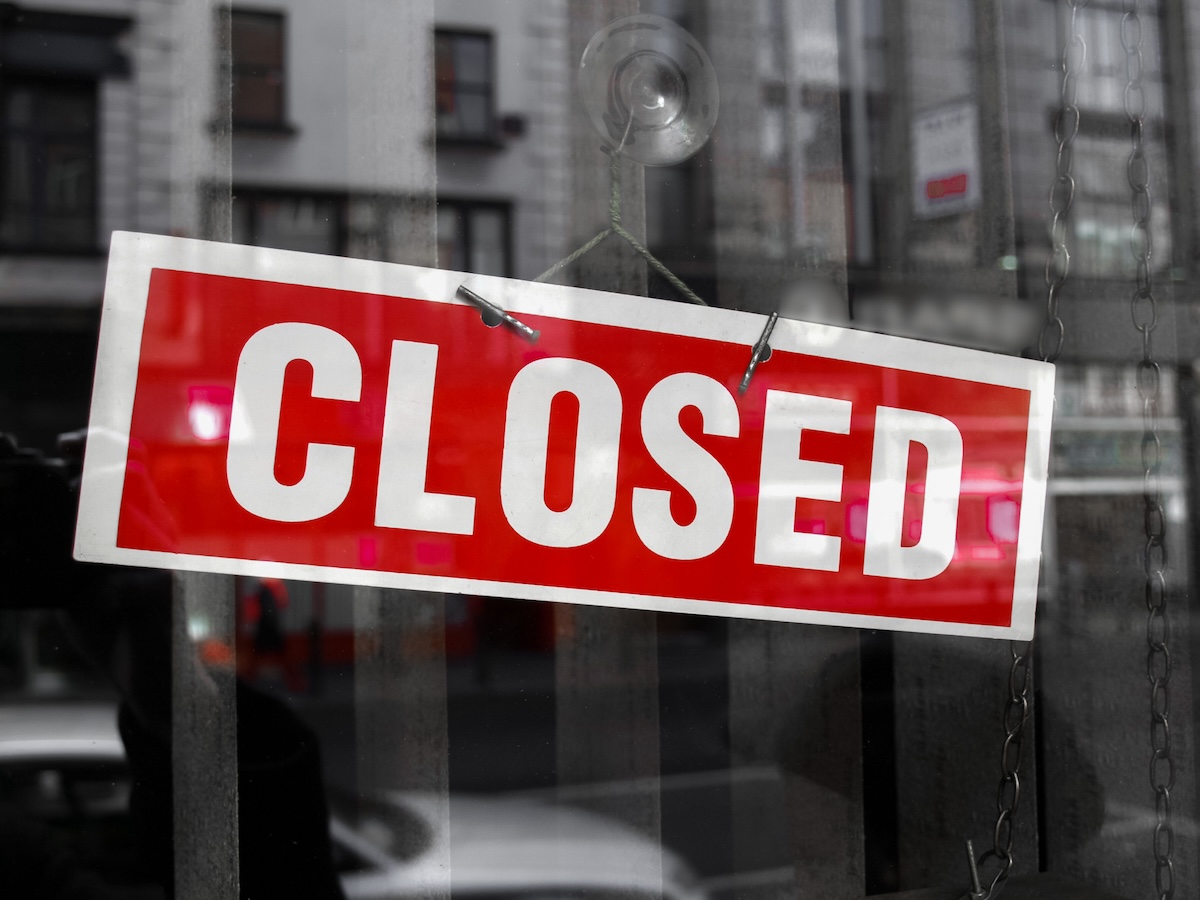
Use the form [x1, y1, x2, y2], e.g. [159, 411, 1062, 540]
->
[975, 0, 1019, 293]
[171, 3, 238, 897]
[1162, 0, 1199, 274]
[345, 4, 450, 900]
[172, 572, 238, 900]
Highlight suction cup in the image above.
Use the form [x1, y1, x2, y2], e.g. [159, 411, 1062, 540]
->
[579, 14, 719, 167]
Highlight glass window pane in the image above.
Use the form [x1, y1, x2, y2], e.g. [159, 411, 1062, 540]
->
[435, 34, 457, 116]
[453, 35, 489, 85]
[39, 92, 93, 133]
[435, 32, 493, 138]
[232, 12, 284, 124]
[232, 13, 284, 68]
[4, 87, 33, 127]
[3, 138, 32, 208]
[468, 208, 506, 275]
[0, 81, 95, 250]
[453, 94, 490, 138]
[233, 75, 283, 124]
[437, 205, 465, 271]
[253, 197, 339, 255]
[231, 195, 252, 246]
[43, 144, 93, 213]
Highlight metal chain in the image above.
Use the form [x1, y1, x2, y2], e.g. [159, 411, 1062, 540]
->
[966, 6, 1088, 899]
[1122, 2, 1174, 897]
[967, 645, 1035, 900]
[1040, 0, 1088, 364]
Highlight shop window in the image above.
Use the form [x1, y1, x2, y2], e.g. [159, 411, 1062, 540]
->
[11, 6, 1200, 900]
[0, 79, 97, 253]
[434, 30, 495, 142]
[437, 200, 510, 276]
[230, 10, 288, 130]
[232, 192, 344, 255]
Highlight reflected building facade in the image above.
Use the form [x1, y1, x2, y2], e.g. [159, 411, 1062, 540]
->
[3, 1, 1200, 897]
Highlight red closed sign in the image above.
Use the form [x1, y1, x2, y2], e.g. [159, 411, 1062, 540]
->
[76, 233, 1054, 639]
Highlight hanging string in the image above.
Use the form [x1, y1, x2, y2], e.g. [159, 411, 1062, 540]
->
[534, 121, 708, 306]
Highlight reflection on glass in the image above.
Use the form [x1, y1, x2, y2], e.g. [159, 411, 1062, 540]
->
[468, 208, 506, 275]
[2, 1, 1200, 898]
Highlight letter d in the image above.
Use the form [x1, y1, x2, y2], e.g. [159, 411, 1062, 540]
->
[863, 406, 963, 580]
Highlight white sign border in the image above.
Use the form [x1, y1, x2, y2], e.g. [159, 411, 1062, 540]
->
[76, 232, 1055, 640]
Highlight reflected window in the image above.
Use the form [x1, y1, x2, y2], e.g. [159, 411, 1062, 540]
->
[1071, 131, 1171, 278]
[232, 192, 344, 255]
[0, 80, 96, 252]
[1074, 2, 1164, 114]
[231, 10, 287, 129]
[437, 200, 510, 275]
[435, 30, 495, 142]
[1061, 4, 1170, 279]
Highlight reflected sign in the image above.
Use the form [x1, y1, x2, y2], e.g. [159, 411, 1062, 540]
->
[912, 100, 981, 219]
[76, 233, 1054, 639]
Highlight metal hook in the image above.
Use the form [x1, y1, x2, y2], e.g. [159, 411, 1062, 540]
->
[457, 284, 540, 342]
[738, 312, 778, 394]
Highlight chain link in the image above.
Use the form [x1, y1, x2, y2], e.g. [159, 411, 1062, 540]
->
[1123, 2, 1174, 897]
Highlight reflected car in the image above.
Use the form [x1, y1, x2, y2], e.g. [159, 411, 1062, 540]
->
[332, 788, 706, 900]
[0, 702, 707, 900]
[0, 702, 162, 897]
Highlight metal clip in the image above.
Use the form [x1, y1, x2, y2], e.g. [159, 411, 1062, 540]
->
[738, 312, 778, 394]
[457, 285, 540, 342]
[965, 839, 984, 899]
[960, 840, 1007, 900]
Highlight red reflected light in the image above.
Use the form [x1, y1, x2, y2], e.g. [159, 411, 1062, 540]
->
[908, 518, 922, 543]
[187, 386, 233, 442]
[846, 499, 869, 542]
[970, 546, 1006, 561]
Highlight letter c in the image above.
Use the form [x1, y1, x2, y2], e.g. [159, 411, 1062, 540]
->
[227, 323, 360, 522]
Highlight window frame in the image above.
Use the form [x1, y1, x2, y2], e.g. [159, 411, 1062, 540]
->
[229, 7, 293, 134]
[232, 187, 348, 256]
[0, 76, 100, 256]
[434, 28, 499, 146]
